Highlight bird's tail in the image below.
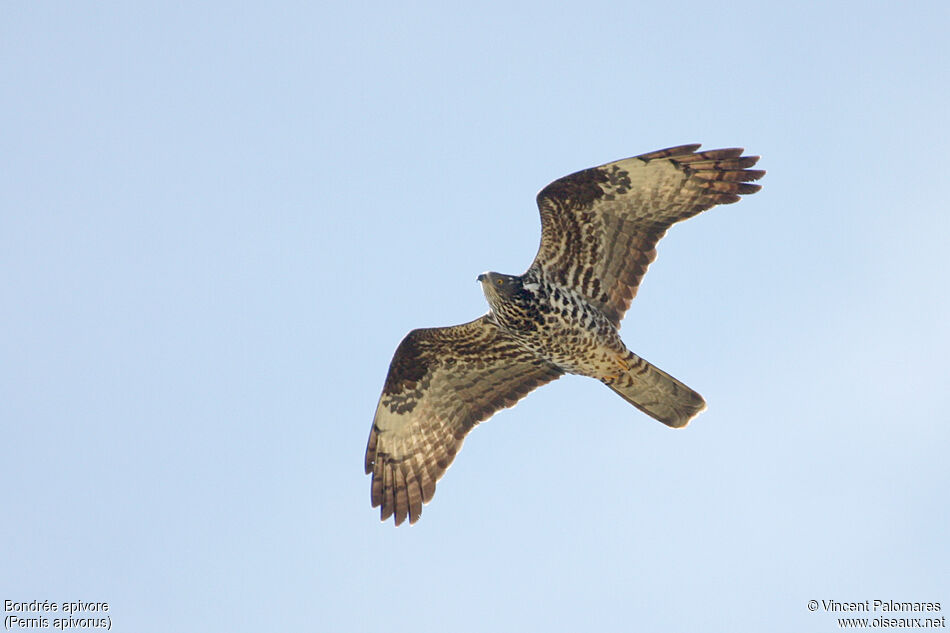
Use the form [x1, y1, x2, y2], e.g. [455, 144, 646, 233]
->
[604, 352, 706, 428]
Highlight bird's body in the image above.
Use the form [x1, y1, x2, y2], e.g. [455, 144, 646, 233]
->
[480, 272, 626, 379]
[366, 144, 764, 525]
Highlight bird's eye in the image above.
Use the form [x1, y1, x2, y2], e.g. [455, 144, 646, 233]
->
[496, 279, 504, 285]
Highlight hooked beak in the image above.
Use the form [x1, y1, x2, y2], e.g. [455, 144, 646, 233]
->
[477, 273, 487, 282]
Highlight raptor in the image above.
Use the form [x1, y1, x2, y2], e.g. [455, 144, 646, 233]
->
[365, 144, 764, 525]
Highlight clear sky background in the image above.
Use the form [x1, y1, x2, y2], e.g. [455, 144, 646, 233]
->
[2, 2, 948, 632]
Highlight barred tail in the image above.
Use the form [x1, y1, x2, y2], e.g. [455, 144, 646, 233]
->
[605, 352, 706, 428]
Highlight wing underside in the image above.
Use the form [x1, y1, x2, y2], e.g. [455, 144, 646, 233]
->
[530, 144, 764, 325]
[365, 315, 563, 525]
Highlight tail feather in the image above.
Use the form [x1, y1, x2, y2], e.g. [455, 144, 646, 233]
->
[605, 352, 706, 428]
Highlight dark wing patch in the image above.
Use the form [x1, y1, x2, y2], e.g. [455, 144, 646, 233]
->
[530, 144, 764, 326]
[365, 315, 563, 526]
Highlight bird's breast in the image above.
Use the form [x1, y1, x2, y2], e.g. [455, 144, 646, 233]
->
[499, 283, 625, 377]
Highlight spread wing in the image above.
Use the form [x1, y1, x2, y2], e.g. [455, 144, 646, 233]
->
[365, 315, 563, 526]
[529, 144, 765, 326]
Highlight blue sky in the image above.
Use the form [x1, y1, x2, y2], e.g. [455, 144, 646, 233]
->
[2, 2, 948, 631]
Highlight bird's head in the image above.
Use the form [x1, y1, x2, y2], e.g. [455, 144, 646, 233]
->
[477, 271, 522, 300]
[478, 272, 539, 322]
[478, 273, 522, 298]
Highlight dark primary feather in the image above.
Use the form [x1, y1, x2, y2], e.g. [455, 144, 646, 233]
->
[530, 144, 764, 326]
[365, 315, 563, 525]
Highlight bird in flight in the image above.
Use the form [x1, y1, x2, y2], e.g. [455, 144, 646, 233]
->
[365, 144, 764, 525]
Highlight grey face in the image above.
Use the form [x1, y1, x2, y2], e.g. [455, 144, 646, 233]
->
[478, 271, 522, 299]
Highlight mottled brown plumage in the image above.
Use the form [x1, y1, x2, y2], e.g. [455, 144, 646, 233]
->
[532, 145, 763, 326]
[366, 144, 764, 525]
[366, 316, 563, 525]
